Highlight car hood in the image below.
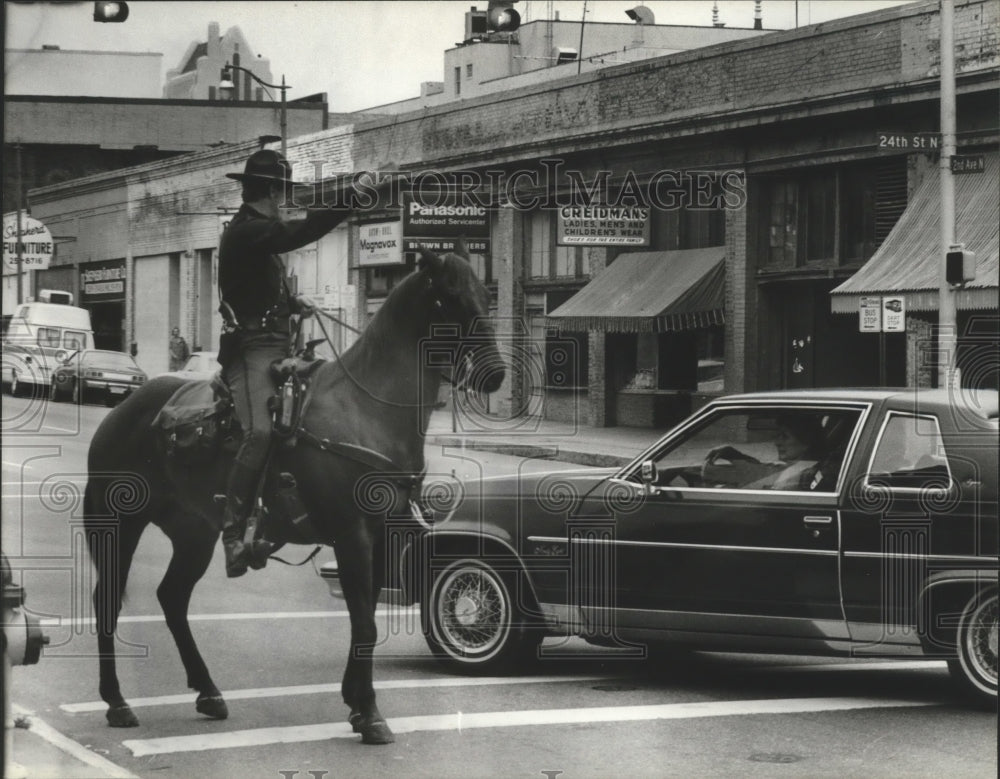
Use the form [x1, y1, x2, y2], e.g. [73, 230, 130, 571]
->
[431, 466, 620, 541]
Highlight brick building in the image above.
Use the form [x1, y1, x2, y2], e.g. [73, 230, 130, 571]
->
[22, 0, 999, 424]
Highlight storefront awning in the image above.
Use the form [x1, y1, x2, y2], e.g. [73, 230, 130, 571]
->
[831, 153, 999, 313]
[547, 248, 725, 332]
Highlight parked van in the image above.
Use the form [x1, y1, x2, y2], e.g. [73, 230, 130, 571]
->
[2, 301, 94, 396]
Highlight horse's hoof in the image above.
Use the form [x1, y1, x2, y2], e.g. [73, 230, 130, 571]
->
[196, 694, 229, 720]
[348, 709, 363, 733]
[360, 718, 395, 745]
[106, 704, 139, 728]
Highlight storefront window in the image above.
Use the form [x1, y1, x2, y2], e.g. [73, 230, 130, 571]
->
[527, 210, 579, 279]
[760, 161, 905, 270]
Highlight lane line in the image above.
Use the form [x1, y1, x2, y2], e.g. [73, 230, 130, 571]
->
[61, 674, 608, 713]
[767, 660, 948, 673]
[11, 704, 139, 778]
[122, 696, 937, 756]
[41, 607, 416, 628]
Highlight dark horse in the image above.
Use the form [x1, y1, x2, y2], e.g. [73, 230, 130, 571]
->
[83, 247, 504, 744]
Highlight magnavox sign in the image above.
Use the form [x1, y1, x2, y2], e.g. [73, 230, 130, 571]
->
[402, 193, 489, 253]
[557, 205, 651, 246]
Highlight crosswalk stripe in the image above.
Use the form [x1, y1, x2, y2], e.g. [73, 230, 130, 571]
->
[122, 697, 937, 756]
[41, 607, 417, 628]
[60, 674, 608, 713]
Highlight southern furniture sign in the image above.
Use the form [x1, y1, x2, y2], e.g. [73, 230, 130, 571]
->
[557, 205, 651, 246]
[402, 193, 489, 253]
[3, 211, 54, 274]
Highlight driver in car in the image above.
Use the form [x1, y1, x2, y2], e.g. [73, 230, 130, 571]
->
[704, 415, 828, 491]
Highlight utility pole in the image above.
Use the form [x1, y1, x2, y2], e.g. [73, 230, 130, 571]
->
[16, 143, 24, 304]
[577, 0, 587, 75]
[938, 0, 958, 390]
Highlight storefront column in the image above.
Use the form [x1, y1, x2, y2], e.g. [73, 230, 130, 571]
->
[125, 249, 134, 354]
[494, 206, 524, 419]
[725, 170, 750, 393]
[584, 246, 610, 427]
[906, 312, 936, 388]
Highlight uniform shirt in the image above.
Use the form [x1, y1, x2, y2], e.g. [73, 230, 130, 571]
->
[218, 202, 348, 320]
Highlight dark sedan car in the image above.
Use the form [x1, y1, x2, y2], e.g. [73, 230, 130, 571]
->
[50, 349, 147, 406]
[333, 389, 997, 707]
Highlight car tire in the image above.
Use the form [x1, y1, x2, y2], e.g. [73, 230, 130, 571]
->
[947, 587, 998, 709]
[423, 558, 542, 673]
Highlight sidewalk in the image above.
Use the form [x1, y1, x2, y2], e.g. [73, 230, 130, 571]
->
[426, 409, 666, 468]
[6, 706, 137, 779]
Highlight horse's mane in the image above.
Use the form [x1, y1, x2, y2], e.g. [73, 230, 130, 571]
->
[338, 262, 434, 368]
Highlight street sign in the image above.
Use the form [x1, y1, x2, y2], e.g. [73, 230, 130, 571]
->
[859, 296, 882, 332]
[3, 212, 54, 274]
[950, 154, 986, 174]
[882, 296, 906, 332]
[876, 132, 940, 152]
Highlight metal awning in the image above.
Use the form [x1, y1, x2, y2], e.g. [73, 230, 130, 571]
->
[547, 248, 725, 332]
[831, 153, 999, 313]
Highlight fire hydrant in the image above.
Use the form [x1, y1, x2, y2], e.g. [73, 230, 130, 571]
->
[3, 553, 50, 778]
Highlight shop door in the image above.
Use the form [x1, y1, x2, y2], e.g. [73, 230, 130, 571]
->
[783, 289, 815, 389]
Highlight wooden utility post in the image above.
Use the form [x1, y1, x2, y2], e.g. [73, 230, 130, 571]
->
[938, 0, 959, 390]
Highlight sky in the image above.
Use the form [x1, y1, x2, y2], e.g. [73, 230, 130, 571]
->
[5, 0, 914, 112]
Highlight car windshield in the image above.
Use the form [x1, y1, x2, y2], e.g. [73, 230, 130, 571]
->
[83, 352, 137, 370]
[63, 331, 87, 350]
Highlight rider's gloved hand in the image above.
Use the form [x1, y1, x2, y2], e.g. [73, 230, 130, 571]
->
[294, 294, 317, 318]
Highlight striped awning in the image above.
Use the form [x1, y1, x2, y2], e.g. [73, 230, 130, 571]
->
[831, 153, 999, 313]
[547, 248, 725, 333]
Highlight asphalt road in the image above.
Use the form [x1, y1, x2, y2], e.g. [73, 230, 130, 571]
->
[3, 392, 997, 779]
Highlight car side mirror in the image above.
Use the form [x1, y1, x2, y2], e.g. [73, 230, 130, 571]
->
[640, 459, 658, 495]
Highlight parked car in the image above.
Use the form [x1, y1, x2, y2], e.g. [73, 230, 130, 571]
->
[327, 389, 998, 706]
[161, 350, 219, 381]
[2, 301, 94, 397]
[50, 349, 147, 406]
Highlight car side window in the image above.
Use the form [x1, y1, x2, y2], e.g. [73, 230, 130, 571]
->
[37, 327, 60, 348]
[63, 330, 86, 350]
[867, 412, 951, 490]
[647, 407, 862, 492]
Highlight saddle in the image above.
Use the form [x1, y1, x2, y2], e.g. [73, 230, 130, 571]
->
[150, 345, 327, 546]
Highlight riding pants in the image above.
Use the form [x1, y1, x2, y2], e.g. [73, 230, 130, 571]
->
[221, 331, 290, 508]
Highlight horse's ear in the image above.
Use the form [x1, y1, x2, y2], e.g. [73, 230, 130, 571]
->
[453, 237, 469, 261]
[418, 248, 443, 272]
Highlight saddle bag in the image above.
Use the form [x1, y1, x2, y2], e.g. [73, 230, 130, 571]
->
[151, 378, 235, 458]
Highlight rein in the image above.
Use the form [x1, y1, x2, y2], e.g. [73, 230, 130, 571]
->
[308, 303, 466, 409]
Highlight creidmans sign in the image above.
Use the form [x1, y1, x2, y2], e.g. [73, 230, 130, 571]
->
[557, 205, 651, 246]
[402, 193, 490, 253]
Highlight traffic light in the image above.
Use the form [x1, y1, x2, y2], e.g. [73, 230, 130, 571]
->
[487, 1, 520, 32]
[93, 1, 129, 22]
[945, 245, 976, 286]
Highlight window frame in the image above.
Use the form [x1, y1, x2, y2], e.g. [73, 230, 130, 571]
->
[863, 411, 955, 493]
[615, 401, 870, 497]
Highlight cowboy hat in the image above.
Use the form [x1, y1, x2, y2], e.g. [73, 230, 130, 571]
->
[225, 149, 300, 185]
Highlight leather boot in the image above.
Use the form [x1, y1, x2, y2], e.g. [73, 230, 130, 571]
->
[221, 462, 260, 578]
[221, 500, 250, 578]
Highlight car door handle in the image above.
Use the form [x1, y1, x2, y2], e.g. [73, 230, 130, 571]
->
[803, 515, 833, 526]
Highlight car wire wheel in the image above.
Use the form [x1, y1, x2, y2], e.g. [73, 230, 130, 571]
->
[957, 590, 998, 694]
[434, 562, 511, 660]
